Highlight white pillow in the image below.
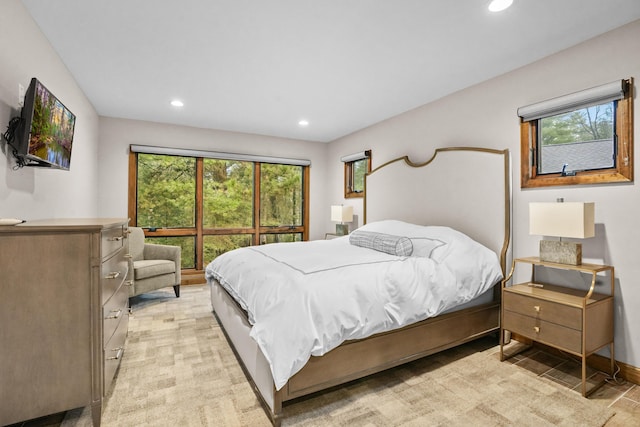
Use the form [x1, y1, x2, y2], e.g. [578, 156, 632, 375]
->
[349, 230, 413, 256]
[355, 220, 445, 258]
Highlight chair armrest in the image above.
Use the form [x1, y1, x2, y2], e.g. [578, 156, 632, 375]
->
[143, 243, 181, 284]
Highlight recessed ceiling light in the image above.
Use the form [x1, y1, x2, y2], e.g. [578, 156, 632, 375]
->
[170, 99, 184, 107]
[488, 0, 513, 12]
[298, 119, 309, 127]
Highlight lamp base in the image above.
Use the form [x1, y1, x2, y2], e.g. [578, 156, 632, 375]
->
[335, 224, 349, 236]
[539, 240, 582, 265]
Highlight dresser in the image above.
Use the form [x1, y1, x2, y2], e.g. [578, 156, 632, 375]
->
[500, 257, 614, 397]
[0, 218, 130, 427]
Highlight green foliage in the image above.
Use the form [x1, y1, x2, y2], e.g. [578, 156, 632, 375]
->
[261, 233, 302, 244]
[352, 158, 367, 192]
[203, 159, 254, 228]
[137, 154, 306, 267]
[541, 103, 614, 146]
[137, 154, 196, 228]
[260, 164, 303, 226]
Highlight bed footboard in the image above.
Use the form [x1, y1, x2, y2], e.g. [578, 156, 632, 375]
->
[211, 279, 499, 426]
[281, 302, 499, 400]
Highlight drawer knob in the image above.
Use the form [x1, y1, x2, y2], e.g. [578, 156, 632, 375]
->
[125, 280, 133, 287]
[108, 236, 124, 242]
[534, 305, 540, 312]
[107, 347, 124, 360]
[105, 271, 121, 279]
[534, 326, 540, 333]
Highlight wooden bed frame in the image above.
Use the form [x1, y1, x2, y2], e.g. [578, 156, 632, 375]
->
[209, 147, 511, 426]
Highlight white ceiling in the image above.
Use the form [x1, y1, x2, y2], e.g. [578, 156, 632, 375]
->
[20, 0, 640, 142]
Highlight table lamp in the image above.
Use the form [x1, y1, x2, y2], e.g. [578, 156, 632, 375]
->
[529, 201, 595, 265]
[331, 205, 353, 236]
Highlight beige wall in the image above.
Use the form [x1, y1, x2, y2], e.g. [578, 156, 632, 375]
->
[98, 117, 329, 239]
[2, 0, 638, 371]
[328, 20, 640, 368]
[0, 0, 329, 238]
[0, 0, 100, 219]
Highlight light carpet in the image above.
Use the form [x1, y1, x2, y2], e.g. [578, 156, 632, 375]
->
[62, 285, 615, 426]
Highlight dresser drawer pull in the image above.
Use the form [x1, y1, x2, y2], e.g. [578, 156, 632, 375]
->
[124, 253, 133, 259]
[108, 236, 124, 242]
[106, 309, 122, 319]
[534, 326, 540, 333]
[105, 271, 121, 279]
[534, 305, 540, 312]
[107, 347, 124, 360]
[125, 280, 133, 287]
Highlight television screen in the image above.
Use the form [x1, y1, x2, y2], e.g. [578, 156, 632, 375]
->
[18, 78, 76, 170]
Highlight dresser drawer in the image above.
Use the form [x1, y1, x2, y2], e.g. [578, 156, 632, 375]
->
[503, 291, 582, 330]
[101, 247, 128, 303]
[104, 309, 128, 394]
[101, 225, 127, 260]
[503, 310, 582, 353]
[103, 283, 129, 347]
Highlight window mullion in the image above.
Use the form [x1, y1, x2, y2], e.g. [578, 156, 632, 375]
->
[195, 157, 204, 271]
[254, 162, 261, 245]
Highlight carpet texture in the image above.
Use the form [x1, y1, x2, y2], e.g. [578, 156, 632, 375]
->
[62, 285, 615, 426]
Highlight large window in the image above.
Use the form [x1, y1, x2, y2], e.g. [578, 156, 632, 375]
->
[519, 79, 633, 188]
[129, 147, 309, 281]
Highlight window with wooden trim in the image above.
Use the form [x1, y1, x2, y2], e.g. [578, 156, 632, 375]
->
[129, 147, 310, 280]
[342, 150, 371, 198]
[519, 78, 633, 188]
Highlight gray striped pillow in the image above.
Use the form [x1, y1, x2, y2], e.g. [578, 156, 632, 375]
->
[349, 230, 413, 256]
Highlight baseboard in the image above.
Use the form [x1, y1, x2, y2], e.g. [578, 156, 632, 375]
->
[181, 270, 206, 285]
[511, 334, 640, 386]
[588, 353, 640, 386]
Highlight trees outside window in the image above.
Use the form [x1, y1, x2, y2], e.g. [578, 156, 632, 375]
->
[344, 155, 371, 198]
[130, 152, 309, 280]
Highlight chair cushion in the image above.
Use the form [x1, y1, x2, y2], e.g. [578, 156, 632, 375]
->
[133, 259, 176, 280]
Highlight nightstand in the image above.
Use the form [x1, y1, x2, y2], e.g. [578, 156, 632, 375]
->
[324, 233, 341, 240]
[500, 256, 614, 397]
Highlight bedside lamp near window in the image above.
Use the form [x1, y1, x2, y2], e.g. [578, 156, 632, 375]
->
[331, 205, 353, 236]
[529, 201, 595, 265]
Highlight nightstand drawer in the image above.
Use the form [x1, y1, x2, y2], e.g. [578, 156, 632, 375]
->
[500, 257, 615, 397]
[503, 310, 582, 353]
[503, 291, 582, 330]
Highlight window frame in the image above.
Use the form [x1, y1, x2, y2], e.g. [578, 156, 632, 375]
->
[128, 150, 310, 282]
[520, 78, 633, 188]
[344, 151, 372, 198]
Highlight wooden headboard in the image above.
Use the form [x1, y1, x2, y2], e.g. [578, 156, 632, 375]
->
[364, 147, 511, 273]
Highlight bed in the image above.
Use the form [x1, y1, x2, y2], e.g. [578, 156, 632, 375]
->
[206, 147, 511, 426]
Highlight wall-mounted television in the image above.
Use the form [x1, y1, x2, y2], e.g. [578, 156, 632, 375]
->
[8, 78, 76, 170]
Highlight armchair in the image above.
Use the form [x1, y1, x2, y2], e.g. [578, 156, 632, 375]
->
[128, 227, 181, 298]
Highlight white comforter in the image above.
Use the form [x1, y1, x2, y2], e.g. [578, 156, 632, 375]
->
[205, 221, 503, 390]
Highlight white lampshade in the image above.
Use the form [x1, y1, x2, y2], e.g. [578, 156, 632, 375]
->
[331, 205, 353, 223]
[529, 202, 595, 238]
